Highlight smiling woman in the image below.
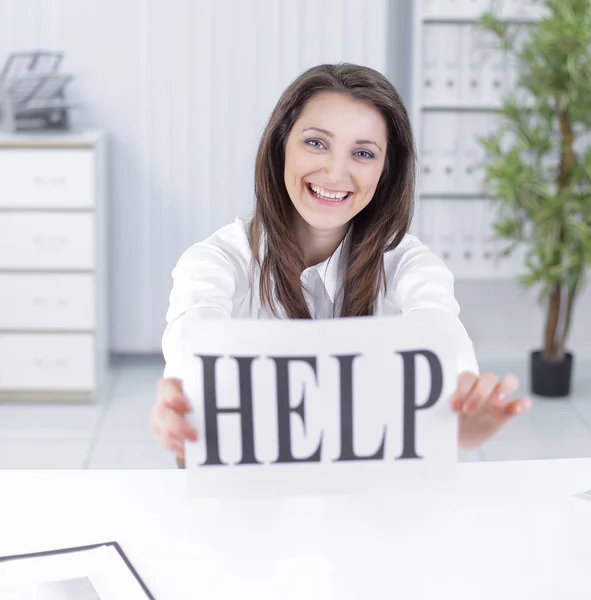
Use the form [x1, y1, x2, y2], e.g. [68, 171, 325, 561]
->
[150, 63, 532, 465]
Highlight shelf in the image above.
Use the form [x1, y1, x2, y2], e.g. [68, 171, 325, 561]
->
[419, 193, 490, 200]
[422, 105, 502, 113]
[422, 17, 539, 25]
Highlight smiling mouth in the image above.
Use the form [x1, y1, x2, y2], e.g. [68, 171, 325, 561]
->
[306, 183, 353, 202]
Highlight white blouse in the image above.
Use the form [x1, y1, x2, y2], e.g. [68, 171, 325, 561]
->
[161, 216, 479, 380]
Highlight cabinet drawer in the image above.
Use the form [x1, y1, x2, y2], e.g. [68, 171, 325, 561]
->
[0, 274, 95, 330]
[0, 333, 95, 390]
[0, 213, 94, 270]
[0, 148, 94, 209]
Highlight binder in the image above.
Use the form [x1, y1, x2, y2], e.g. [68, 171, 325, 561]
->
[422, 25, 461, 107]
[481, 30, 507, 107]
[435, 199, 460, 275]
[459, 24, 487, 106]
[458, 112, 493, 195]
[422, 0, 487, 19]
[454, 200, 478, 279]
[438, 112, 461, 194]
[439, 25, 462, 106]
[465, 0, 493, 18]
[501, 0, 547, 20]
[419, 111, 439, 193]
[0, 542, 156, 599]
[478, 198, 503, 278]
[421, 25, 441, 107]
[417, 199, 436, 254]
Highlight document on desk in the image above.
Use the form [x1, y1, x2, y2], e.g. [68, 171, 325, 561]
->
[0, 542, 155, 600]
[181, 310, 464, 496]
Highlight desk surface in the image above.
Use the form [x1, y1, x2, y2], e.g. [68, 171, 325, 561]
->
[1, 459, 591, 599]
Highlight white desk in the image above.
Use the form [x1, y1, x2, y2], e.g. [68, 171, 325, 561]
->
[1, 459, 591, 599]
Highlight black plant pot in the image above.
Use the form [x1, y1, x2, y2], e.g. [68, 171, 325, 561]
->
[530, 350, 573, 398]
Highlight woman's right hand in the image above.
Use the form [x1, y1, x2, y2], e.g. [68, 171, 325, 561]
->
[150, 378, 198, 459]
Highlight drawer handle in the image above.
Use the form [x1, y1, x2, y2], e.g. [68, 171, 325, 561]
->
[32, 176, 67, 187]
[34, 358, 69, 368]
[32, 236, 67, 247]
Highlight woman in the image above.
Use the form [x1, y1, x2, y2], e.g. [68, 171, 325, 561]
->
[151, 63, 531, 464]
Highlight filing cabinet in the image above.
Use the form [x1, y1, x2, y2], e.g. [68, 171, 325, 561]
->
[0, 132, 108, 403]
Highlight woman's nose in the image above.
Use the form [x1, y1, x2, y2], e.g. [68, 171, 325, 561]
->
[323, 154, 348, 184]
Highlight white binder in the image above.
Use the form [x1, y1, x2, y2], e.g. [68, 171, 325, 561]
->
[422, 25, 461, 106]
[481, 30, 507, 106]
[417, 199, 437, 255]
[434, 199, 461, 275]
[419, 111, 439, 193]
[437, 112, 461, 194]
[422, 0, 489, 19]
[421, 24, 441, 107]
[454, 200, 479, 279]
[479, 198, 503, 277]
[440, 25, 462, 106]
[459, 24, 487, 107]
[458, 112, 494, 195]
[501, 0, 548, 20]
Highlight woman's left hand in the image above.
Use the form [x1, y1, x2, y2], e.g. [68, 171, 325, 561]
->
[452, 371, 532, 450]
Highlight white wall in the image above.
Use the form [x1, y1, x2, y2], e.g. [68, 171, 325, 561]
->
[2, 0, 588, 363]
[0, 0, 389, 352]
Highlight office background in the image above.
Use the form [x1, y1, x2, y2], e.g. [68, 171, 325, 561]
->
[1, 0, 589, 360]
[0, 0, 590, 468]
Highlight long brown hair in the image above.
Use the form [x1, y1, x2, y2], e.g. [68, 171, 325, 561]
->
[249, 62, 416, 318]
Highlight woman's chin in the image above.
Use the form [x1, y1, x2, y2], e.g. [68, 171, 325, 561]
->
[296, 206, 351, 233]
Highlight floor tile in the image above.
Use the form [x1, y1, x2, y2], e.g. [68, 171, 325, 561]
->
[480, 436, 591, 462]
[108, 356, 164, 408]
[86, 438, 177, 469]
[489, 398, 589, 442]
[0, 439, 91, 469]
[97, 403, 154, 441]
[0, 405, 103, 440]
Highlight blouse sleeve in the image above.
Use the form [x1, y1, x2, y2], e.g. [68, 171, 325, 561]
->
[161, 240, 237, 381]
[389, 235, 480, 376]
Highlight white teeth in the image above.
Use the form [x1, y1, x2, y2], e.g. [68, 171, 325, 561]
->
[309, 184, 349, 200]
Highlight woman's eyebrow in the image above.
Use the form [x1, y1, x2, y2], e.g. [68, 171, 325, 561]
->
[302, 127, 382, 151]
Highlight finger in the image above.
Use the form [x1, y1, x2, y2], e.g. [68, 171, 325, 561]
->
[463, 372, 499, 414]
[451, 371, 479, 411]
[170, 440, 185, 459]
[162, 426, 193, 455]
[490, 374, 520, 409]
[163, 409, 198, 443]
[505, 396, 532, 417]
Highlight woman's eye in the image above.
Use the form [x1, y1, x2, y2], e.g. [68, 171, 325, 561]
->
[355, 149, 375, 159]
[305, 138, 325, 149]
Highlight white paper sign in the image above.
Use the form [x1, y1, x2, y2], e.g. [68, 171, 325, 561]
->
[182, 312, 461, 496]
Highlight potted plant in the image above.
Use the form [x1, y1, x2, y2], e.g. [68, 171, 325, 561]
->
[478, 0, 591, 397]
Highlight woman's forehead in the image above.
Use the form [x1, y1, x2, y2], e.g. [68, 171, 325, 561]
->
[295, 92, 387, 140]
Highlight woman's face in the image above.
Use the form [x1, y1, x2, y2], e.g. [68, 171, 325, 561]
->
[284, 91, 388, 234]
